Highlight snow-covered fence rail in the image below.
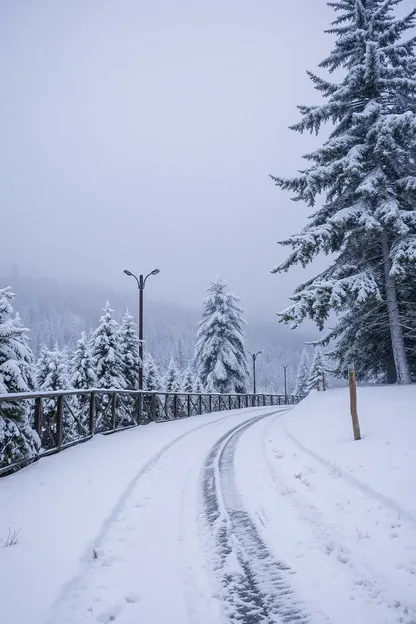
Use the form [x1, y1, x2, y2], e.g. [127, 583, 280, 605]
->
[0, 389, 301, 476]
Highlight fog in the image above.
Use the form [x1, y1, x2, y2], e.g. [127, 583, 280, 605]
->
[1, 0, 414, 321]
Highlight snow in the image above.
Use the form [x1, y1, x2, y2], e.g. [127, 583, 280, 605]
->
[0, 407, 271, 624]
[1, 387, 416, 624]
[235, 387, 416, 623]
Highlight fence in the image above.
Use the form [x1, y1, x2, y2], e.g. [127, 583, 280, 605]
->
[0, 389, 301, 476]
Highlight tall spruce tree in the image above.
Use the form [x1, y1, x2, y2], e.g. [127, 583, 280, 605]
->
[181, 365, 195, 393]
[308, 348, 327, 392]
[71, 331, 96, 390]
[164, 357, 181, 392]
[193, 375, 205, 393]
[143, 354, 162, 391]
[37, 343, 70, 392]
[37, 343, 75, 441]
[91, 302, 125, 390]
[271, 0, 416, 384]
[70, 331, 96, 435]
[119, 311, 140, 390]
[0, 287, 40, 468]
[195, 277, 249, 393]
[294, 348, 310, 396]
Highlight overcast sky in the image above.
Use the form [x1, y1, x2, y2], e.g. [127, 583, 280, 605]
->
[1, 0, 414, 321]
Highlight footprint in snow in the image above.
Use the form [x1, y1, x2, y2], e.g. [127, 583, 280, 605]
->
[124, 592, 142, 604]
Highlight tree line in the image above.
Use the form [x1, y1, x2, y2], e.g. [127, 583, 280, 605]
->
[0, 277, 252, 468]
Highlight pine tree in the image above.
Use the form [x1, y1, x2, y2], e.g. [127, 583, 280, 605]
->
[193, 375, 205, 393]
[164, 357, 181, 392]
[307, 348, 327, 392]
[119, 311, 140, 390]
[70, 331, 96, 435]
[294, 348, 310, 396]
[194, 276, 249, 393]
[37, 342, 70, 392]
[271, 1, 416, 385]
[71, 332, 96, 390]
[143, 354, 162, 391]
[91, 302, 126, 431]
[91, 302, 125, 390]
[37, 343, 75, 441]
[0, 287, 40, 469]
[181, 365, 195, 393]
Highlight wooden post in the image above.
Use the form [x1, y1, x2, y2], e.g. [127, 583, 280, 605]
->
[322, 372, 326, 392]
[348, 370, 361, 441]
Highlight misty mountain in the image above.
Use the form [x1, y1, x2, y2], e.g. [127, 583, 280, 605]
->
[2, 275, 312, 393]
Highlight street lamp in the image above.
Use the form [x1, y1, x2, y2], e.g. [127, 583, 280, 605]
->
[123, 268, 160, 390]
[248, 351, 263, 395]
[282, 364, 290, 404]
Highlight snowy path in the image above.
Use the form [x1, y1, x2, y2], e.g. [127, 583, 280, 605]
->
[2, 395, 415, 624]
[201, 412, 309, 623]
[44, 407, 293, 624]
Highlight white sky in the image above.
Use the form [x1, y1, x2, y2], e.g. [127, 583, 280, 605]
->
[1, 0, 414, 320]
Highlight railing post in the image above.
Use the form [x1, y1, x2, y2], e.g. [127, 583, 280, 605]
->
[228, 395, 232, 411]
[152, 393, 156, 422]
[187, 394, 191, 417]
[245, 394, 248, 408]
[111, 392, 117, 430]
[34, 397, 43, 437]
[209, 394, 212, 413]
[198, 393, 202, 415]
[238, 395, 241, 409]
[173, 393, 177, 419]
[263, 394, 266, 406]
[56, 395, 63, 449]
[137, 392, 142, 425]
[89, 392, 95, 435]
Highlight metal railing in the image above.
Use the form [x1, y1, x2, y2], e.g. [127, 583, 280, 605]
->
[0, 389, 301, 476]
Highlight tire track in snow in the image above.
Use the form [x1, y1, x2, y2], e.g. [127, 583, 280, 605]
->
[201, 411, 309, 624]
[46, 407, 268, 622]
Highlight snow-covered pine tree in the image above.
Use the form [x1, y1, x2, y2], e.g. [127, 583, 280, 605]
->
[0, 287, 40, 469]
[143, 354, 162, 392]
[164, 357, 181, 393]
[37, 342, 75, 442]
[91, 302, 126, 430]
[119, 311, 140, 391]
[194, 276, 249, 393]
[70, 331, 96, 435]
[38, 343, 70, 393]
[271, 0, 416, 385]
[91, 302, 125, 390]
[294, 348, 310, 396]
[181, 365, 195, 393]
[193, 376, 205, 393]
[71, 331, 96, 390]
[307, 348, 327, 392]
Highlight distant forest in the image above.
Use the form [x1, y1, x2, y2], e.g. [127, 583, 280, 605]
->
[2, 274, 313, 393]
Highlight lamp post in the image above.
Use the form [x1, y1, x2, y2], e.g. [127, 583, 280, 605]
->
[123, 268, 160, 390]
[248, 351, 263, 395]
[282, 364, 290, 403]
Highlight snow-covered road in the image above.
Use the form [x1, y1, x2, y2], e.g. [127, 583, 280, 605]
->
[2, 395, 415, 624]
[45, 406, 308, 624]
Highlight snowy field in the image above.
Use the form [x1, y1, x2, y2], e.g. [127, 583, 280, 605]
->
[1, 389, 416, 624]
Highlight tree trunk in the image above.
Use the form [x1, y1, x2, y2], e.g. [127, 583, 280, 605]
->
[381, 231, 411, 385]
